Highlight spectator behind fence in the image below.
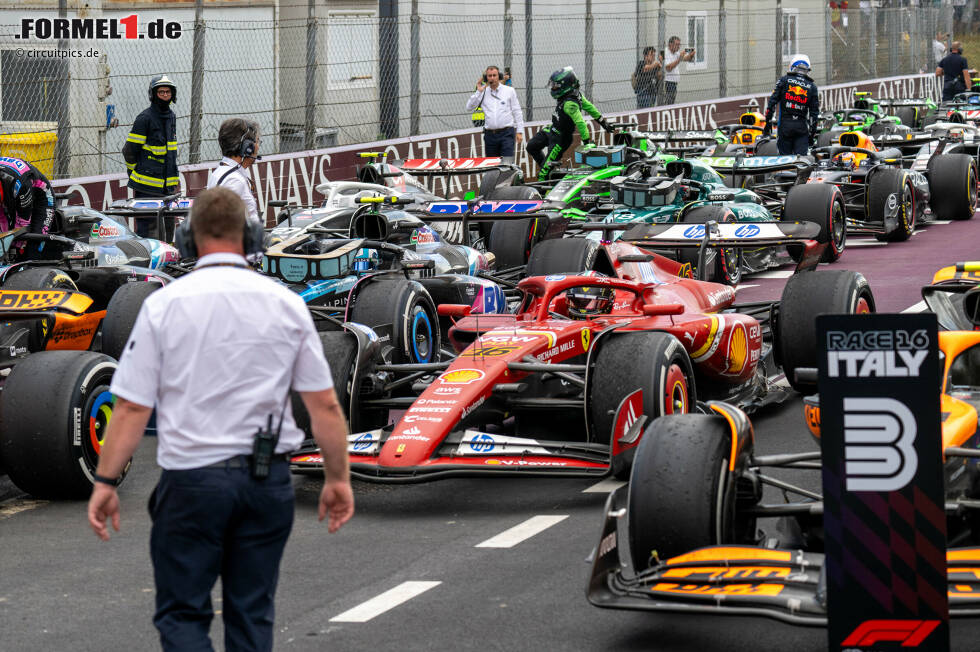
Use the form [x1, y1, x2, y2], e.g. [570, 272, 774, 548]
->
[938, 41, 971, 101]
[662, 36, 696, 106]
[935, 30, 948, 66]
[208, 118, 262, 224]
[632, 46, 663, 109]
[87, 186, 354, 651]
[465, 65, 525, 158]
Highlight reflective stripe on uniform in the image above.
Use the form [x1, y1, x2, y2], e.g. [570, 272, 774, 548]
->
[129, 171, 165, 188]
[142, 144, 166, 155]
[126, 132, 147, 144]
[126, 162, 136, 170]
[167, 141, 177, 151]
[166, 176, 180, 186]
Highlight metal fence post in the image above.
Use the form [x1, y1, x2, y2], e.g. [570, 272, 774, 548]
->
[189, 0, 205, 164]
[585, 0, 594, 99]
[304, 0, 316, 150]
[657, 0, 665, 55]
[504, 0, 513, 82]
[775, 0, 783, 84]
[525, 0, 533, 121]
[719, 0, 727, 97]
[379, 0, 400, 139]
[635, 0, 641, 60]
[56, 0, 69, 177]
[870, 5, 877, 78]
[410, 0, 420, 136]
[887, 7, 897, 76]
[825, 1, 832, 85]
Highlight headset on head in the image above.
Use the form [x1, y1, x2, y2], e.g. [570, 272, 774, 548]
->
[239, 124, 258, 160]
[174, 209, 265, 260]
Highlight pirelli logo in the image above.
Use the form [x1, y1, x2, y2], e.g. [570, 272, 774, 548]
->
[0, 290, 71, 310]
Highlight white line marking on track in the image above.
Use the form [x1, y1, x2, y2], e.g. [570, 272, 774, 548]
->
[927, 220, 952, 225]
[475, 515, 569, 548]
[735, 284, 759, 291]
[329, 581, 441, 623]
[751, 270, 794, 279]
[583, 479, 626, 493]
[0, 498, 47, 520]
[845, 240, 888, 247]
[901, 300, 928, 313]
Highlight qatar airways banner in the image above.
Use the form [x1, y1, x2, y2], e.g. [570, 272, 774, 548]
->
[53, 73, 941, 225]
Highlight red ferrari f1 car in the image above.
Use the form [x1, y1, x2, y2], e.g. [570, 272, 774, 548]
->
[290, 221, 874, 481]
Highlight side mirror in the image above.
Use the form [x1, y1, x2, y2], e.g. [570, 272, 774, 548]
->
[437, 304, 472, 318]
[642, 303, 684, 316]
[965, 287, 980, 327]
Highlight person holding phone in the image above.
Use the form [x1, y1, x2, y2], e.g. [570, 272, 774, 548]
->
[464, 65, 525, 158]
[662, 36, 696, 105]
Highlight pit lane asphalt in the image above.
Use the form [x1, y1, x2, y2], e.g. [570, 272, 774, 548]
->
[2, 214, 980, 651]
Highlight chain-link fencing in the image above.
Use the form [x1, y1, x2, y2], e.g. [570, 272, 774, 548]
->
[0, 1, 960, 181]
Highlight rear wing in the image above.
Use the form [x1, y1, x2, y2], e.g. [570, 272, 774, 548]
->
[617, 220, 826, 275]
[389, 157, 514, 175]
[423, 199, 546, 215]
[641, 129, 725, 143]
[0, 288, 93, 316]
[697, 154, 814, 174]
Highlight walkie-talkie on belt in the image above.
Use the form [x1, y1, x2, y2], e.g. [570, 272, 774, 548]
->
[251, 399, 286, 479]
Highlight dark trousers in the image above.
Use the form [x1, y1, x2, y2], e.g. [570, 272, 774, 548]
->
[776, 121, 810, 155]
[526, 128, 573, 168]
[943, 78, 966, 102]
[149, 459, 295, 652]
[484, 127, 516, 157]
[662, 81, 678, 105]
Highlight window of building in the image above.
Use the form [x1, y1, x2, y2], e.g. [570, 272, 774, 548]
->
[782, 10, 799, 61]
[327, 12, 377, 89]
[685, 12, 706, 70]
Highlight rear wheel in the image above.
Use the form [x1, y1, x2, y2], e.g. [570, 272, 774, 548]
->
[782, 182, 846, 262]
[348, 279, 439, 364]
[776, 270, 875, 394]
[677, 205, 742, 286]
[590, 332, 696, 478]
[0, 351, 122, 498]
[869, 168, 915, 242]
[754, 139, 780, 155]
[101, 282, 162, 359]
[487, 186, 545, 269]
[816, 131, 836, 148]
[929, 154, 978, 220]
[895, 106, 917, 128]
[525, 238, 599, 277]
[627, 414, 756, 568]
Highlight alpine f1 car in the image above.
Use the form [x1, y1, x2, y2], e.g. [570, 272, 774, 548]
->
[289, 220, 874, 482]
[588, 285, 980, 626]
[0, 232, 173, 498]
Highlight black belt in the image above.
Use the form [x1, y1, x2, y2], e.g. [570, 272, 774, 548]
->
[202, 453, 288, 470]
[485, 126, 515, 134]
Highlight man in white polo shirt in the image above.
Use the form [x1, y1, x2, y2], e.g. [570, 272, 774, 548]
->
[87, 187, 353, 651]
[207, 118, 262, 224]
[465, 65, 525, 158]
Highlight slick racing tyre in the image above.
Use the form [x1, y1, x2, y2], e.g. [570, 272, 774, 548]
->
[776, 270, 875, 394]
[928, 153, 978, 220]
[782, 182, 846, 262]
[754, 139, 780, 155]
[627, 413, 756, 567]
[870, 168, 915, 242]
[0, 351, 123, 498]
[525, 237, 599, 277]
[676, 205, 742, 286]
[101, 282, 162, 360]
[895, 106, 917, 129]
[589, 332, 696, 479]
[487, 185, 545, 270]
[348, 279, 439, 364]
[816, 131, 836, 148]
[2, 267, 79, 352]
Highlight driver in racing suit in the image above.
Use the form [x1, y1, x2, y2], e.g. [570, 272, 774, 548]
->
[527, 67, 614, 180]
[0, 156, 55, 260]
[763, 54, 820, 156]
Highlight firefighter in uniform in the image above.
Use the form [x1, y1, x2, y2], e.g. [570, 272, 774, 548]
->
[526, 67, 613, 180]
[123, 75, 179, 203]
[763, 54, 820, 156]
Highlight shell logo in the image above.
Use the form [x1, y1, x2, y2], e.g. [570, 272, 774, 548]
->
[440, 369, 485, 384]
[727, 323, 747, 373]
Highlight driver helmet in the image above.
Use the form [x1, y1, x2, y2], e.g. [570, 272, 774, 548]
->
[566, 283, 615, 319]
[352, 247, 379, 272]
[788, 54, 811, 76]
[548, 67, 579, 99]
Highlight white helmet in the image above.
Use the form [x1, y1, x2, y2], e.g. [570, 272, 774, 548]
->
[789, 54, 811, 75]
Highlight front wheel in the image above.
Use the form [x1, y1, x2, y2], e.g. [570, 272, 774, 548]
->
[782, 182, 846, 262]
[627, 413, 756, 568]
[0, 351, 123, 498]
[677, 205, 742, 286]
[348, 279, 440, 364]
[869, 168, 915, 242]
[928, 154, 978, 221]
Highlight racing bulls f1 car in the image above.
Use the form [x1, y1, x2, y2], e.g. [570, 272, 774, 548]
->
[290, 220, 874, 481]
[588, 285, 980, 625]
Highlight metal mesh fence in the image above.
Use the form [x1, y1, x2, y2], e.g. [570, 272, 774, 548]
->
[0, 1, 961, 181]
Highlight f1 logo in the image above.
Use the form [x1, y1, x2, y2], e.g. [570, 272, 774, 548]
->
[841, 619, 940, 647]
[844, 397, 917, 492]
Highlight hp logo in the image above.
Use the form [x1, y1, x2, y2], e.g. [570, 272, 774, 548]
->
[470, 433, 496, 452]
[683, 225, 706, 239]
[734, 224, 761, 237]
